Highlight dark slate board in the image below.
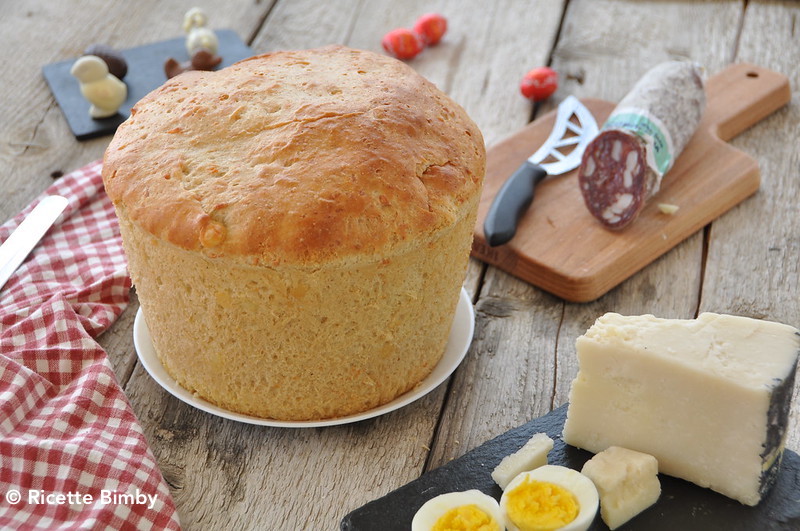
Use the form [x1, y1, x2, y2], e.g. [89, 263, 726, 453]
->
[341, 405, 800, 530]
[42, 29, 254, 140]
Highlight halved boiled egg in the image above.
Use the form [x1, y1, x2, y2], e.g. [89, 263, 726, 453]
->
[412, 489, 504, 531]
[499, 465, 599, 531]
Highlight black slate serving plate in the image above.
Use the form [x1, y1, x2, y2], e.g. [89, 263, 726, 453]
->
[42, 29, 253, 140]
[341, 405, 800, 530]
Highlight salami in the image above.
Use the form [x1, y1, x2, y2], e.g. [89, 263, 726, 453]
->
[578, 61, 706, 229]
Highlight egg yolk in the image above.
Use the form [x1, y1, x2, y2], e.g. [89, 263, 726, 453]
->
[432, 504, 500, 531]
[505, 479, 579, 531]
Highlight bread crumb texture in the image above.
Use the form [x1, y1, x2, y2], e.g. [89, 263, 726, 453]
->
[103, 46, 485, 420]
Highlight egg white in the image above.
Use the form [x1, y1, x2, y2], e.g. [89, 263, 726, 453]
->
[412, 489, 503, 531]
[500, 465, 599, 531]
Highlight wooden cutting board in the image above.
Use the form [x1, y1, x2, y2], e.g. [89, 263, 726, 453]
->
[471, 63, 790, 302]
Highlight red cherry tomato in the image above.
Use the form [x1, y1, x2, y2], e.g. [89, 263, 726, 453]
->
[520, 67, 559, 101]
[382, 28, 424, 60]
[413, 13, 447, 46]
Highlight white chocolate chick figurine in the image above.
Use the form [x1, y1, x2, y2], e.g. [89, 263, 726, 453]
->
[70, 55, 127, 118]
[183, 7, 218, 55]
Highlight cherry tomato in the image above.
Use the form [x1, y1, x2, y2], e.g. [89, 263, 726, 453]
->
[382, 28, 424, 60]
[520, 66, 559, 101]
[413, 13, 447, 46]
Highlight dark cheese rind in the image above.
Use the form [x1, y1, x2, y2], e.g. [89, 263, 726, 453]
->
[760, 351, 798, 500]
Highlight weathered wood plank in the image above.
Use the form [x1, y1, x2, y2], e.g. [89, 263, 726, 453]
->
[552, 0, 744, 409]
[422, 0, 570, 467]
[345, 0, 553, 147]
[429, 272, 566, 466]
[126, 364, 446, 530]
[97, 290, 140, 385]
[429, 0, 746, 472]
[700, 0, 800, 452]
[249, 0, 362, 52]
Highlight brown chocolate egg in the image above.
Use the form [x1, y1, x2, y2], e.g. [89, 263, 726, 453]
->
[84, 43, 128, 80]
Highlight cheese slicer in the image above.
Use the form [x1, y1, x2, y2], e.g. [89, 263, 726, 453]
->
[483, 95, 598, 247]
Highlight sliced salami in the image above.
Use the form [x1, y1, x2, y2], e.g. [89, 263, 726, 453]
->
[579, 61, 706, 229]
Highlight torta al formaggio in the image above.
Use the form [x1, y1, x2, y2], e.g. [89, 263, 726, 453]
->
[102, 45, 485, 421]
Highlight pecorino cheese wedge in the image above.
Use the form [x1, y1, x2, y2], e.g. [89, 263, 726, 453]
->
[562, 312, 799, 506]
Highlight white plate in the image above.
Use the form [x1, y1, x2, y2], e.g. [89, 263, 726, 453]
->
[133, 287, 475, 428]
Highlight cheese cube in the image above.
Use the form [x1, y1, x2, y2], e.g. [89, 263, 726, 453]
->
[581, 446, 660, 529]
[562, 312, 799, 506]
[491, 432, 554, 489]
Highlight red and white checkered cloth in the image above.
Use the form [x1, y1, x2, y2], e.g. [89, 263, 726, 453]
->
[0, 161, 181, 530]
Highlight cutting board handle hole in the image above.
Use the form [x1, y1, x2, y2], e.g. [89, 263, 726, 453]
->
[746, 70, 759, 78]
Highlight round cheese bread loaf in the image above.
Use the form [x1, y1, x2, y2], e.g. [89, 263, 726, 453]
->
[102, 45, 485, 421]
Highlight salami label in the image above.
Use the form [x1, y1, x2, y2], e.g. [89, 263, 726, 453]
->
[603, 107, 675, 176]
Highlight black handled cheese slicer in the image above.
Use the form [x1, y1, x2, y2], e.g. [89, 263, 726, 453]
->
[483, 95, 598, 246]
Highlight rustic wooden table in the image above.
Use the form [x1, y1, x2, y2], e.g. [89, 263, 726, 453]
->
[3, 1, 799, 529]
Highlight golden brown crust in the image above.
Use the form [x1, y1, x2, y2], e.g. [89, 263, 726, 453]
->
[103, 45, 485, 266]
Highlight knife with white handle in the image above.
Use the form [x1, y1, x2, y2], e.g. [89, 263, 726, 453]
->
[0, 195, 69, 292]
[483, 96, 598, 246]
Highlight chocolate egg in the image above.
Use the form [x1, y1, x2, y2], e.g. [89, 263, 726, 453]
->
[83, 44, 128, 79]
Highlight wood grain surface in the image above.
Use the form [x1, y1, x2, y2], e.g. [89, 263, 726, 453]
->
[2, 1, 799, 530]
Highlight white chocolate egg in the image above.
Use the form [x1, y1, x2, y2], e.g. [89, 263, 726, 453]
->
[70, 55, 127, 118]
